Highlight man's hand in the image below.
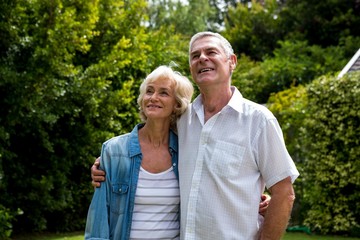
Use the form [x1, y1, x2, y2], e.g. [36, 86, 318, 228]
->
[259, 194, 271, 216]
[91, 157, 105, 188]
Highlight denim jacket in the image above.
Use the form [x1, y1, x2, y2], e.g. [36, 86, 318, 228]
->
[85, 123, 179, 240]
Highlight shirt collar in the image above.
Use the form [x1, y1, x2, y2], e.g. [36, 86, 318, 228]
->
[128, 124, 142, 157]
[192, 86, 244, 115]
[227, 86, 243, 113]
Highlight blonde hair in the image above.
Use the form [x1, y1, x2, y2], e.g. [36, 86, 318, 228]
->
[137, 65, 194, 130]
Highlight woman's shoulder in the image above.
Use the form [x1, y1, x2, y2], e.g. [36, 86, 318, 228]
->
[103, 132, 132, 148]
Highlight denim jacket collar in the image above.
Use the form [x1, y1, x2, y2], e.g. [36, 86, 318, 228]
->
[128, 123, 178, 158]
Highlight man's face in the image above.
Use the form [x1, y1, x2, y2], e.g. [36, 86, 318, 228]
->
[189, 36, 236, 88]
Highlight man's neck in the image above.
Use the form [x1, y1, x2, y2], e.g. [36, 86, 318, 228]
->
[200, 86, 233, 122]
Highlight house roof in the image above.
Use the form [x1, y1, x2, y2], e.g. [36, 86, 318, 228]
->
[338, 48, 360, 78]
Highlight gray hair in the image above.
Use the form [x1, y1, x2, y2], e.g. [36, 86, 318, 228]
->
[189, 31, 234, 63]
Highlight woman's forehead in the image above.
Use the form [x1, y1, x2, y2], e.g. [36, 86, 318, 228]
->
[147, 77, 174, 88]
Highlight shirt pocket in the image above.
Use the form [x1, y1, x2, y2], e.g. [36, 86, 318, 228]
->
[110, 183, 129, 214]
[208, 141, 245, 178]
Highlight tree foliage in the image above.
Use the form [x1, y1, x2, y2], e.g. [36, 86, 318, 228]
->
[224, 0, 360, 62]
[227, 0, 360, 104]
[301, 72, 360, 235]
[267, 72, 360, 235]
[267, 85, 308, 226]
[147, 0, 217, 35]
[232, 39, 353, 103]
[267, 85, 308, 164]
[279, 0, 360, 47]
[224, 0, 283, 61]
[0, 0, 186, 234]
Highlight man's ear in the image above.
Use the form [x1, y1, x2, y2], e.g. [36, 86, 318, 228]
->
[229, 54, 237, 71]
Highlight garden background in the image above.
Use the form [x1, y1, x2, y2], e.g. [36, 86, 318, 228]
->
[0, 0, 359, 239]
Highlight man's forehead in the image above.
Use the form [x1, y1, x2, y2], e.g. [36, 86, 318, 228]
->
[190, 36, 222, 52]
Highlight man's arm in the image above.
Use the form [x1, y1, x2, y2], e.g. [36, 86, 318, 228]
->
[260, 176, 295, 240]
[91, 157, 105, 187]
[90, 158, 272, 216]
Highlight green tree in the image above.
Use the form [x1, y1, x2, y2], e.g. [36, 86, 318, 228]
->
[0, 0, 187, 234]
[224, 0, 284, 61]
[147, 0, 217, 35]
[279, 0, 360, 48]
[232, 39, 354, 103]
[301, 72, 360, 235]
[267, 72, 360, 235]
[231, 53, 264, 101]
[267, 85, 308, 225]
[223, 0, 360, 63]
[267, 85, 307, 164]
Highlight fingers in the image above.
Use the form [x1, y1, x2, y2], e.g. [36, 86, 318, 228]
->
[90, 157, 105, 188]
[91, 157, 105, 176]
[91, 170, 105, 188]
[91, 166, 105, 177]
[259, 194, 271, 216]
[91, 163, 105, 174]
[261, 193, 271, 203]
[93, 157, 100, 168]
[259, 202, 268, 216]
[92, 180, 101, 188]
[91, 174, 104, 187]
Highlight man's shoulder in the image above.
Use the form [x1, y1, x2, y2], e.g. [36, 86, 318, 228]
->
[241, 98, 275, 119]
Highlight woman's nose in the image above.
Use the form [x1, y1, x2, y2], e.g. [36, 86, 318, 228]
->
[149, 93, 158, 101]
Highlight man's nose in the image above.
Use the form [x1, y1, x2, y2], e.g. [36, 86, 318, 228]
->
[199, 53, 209, 62]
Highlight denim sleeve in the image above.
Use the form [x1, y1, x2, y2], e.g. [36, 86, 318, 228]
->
[84, 145, 111, 240]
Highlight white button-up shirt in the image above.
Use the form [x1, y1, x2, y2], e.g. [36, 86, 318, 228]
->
[177, 86, 299, 240]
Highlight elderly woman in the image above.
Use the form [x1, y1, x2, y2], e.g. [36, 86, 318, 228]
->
[85, 65, 194, 240]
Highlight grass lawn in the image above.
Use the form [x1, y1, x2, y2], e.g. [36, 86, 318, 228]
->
[11, 231, 360, 240]
[282, 232, 360, 240]
[11, 231, 84, 240]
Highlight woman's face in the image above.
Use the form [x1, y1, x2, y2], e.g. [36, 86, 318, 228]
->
[142, 78, 178, 121]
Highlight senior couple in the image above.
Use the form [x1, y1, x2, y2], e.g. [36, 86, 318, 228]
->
[85, 31, 299, 240]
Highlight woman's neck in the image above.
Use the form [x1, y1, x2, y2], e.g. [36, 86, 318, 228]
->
[139, 121, 169, 148]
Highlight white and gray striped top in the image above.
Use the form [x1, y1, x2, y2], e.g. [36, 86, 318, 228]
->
[130, 166, 180, 240]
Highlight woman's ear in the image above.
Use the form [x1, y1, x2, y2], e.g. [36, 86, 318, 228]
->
[174, 103, 181, 112]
